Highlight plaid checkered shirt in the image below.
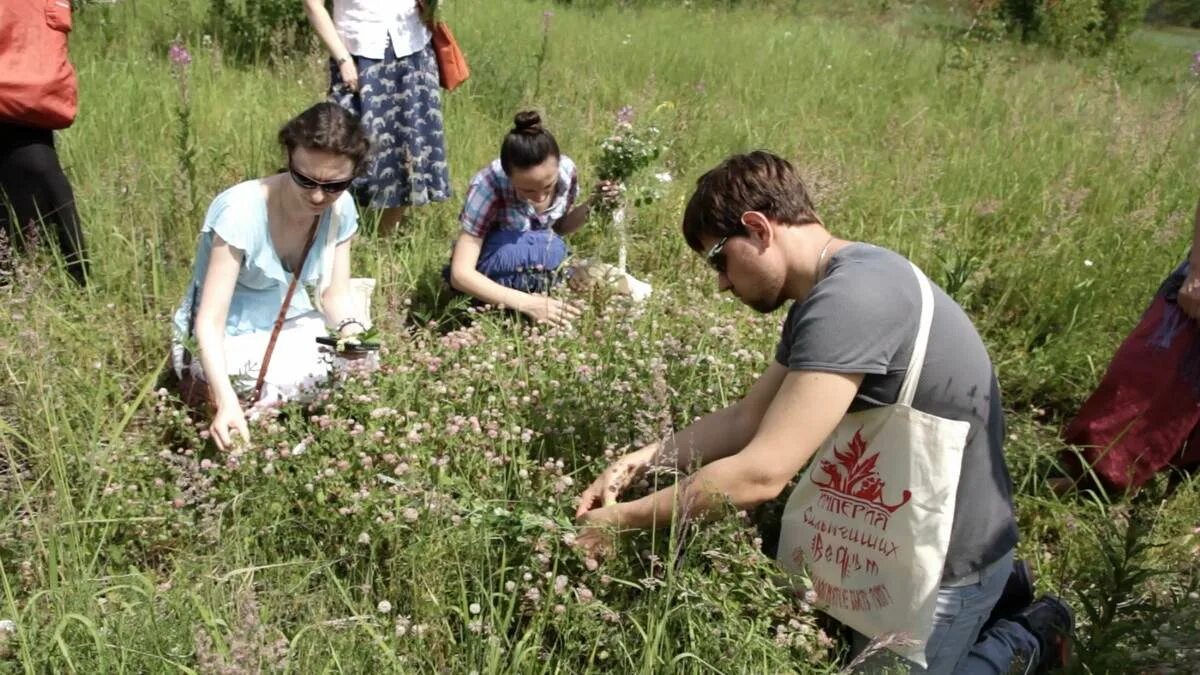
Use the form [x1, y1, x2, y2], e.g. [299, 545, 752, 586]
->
[458, 156, 579, 238]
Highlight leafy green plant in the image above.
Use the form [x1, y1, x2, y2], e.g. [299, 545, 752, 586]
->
[593, 106, 668, 212]
[988, 0, 1151, 53]
[1146, 0, 1200, 27]
[1070, 488, 1175, 670]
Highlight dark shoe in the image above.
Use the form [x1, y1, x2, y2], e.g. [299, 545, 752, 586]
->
[1011, 595, 1074, 673]
[981, 558, 1035, 634]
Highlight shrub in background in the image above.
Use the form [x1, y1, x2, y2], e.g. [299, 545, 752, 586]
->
[974, 0, 1151, 54]
[1145, 0, 1200, 27]
[207, 0, 316, 64]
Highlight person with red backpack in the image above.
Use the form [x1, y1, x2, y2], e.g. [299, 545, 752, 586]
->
[1057, 199, 1200, 494]
[0, 0, 89, 285]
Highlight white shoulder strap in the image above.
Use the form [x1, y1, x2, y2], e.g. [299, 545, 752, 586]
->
[896, 261, 933, 407]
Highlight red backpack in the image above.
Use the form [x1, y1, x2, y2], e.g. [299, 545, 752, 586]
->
[0, 0, 78, 130]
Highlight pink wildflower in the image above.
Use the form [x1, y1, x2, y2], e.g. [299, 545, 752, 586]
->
[168, 41, 192, 67]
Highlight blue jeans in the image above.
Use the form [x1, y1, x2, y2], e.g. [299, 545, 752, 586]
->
[851, 550, 1040, 674]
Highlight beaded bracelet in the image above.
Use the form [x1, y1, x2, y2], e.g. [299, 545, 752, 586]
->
[337, 318, 366, 333]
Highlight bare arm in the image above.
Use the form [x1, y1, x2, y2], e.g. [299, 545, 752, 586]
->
[576, 362, 789, 515]
[449, 231, 580, 326]
[554, 181, 618, 236]
[554, 201, 592, 236]
[318, 237, 365, 336]
[302, 0, 351, 62]
[582, 370, 862, 532]
[303, 0, 359, 90]
[651, 361, 789, 471]
[193, 236, 250, 449]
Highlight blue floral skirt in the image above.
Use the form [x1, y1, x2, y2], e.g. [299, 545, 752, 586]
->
[329, 41, 451, 208]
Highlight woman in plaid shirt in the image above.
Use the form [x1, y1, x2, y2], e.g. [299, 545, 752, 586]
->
[447, 111, 612, 326]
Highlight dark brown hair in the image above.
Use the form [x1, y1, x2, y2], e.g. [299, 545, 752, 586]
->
[681, 151, 821, 251]
[500, 110, 560, 175]
[278, 102, 371, 176]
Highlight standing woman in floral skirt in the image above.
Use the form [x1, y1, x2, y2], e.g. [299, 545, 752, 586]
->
[303, 0, 451, 235]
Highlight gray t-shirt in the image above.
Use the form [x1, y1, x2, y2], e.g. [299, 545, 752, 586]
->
[775, 243, 1017, 580]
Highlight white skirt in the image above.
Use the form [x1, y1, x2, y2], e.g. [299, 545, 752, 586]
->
[172, 312, 339, 406]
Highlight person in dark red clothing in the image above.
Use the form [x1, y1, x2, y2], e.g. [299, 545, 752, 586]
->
[1057, 198, 1200, 494]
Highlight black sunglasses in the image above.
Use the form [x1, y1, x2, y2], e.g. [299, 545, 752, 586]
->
[705, 235, 733, 274]
[288, 162, 355, 194]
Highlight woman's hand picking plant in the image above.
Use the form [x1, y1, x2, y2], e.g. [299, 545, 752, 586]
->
[590, 180, 624, 211]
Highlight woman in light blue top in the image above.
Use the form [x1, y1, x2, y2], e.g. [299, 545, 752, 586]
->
[171, 102, 370, 450]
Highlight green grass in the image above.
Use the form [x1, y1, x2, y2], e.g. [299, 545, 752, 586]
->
[1, 0, 1198, 672]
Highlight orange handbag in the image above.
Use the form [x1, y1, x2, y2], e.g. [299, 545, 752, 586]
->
[417, 1, 469, 91]
[0, 0, 79, 130]
[429, 20, 469, 91]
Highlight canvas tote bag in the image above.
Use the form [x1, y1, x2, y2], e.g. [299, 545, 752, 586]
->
[776, 262, 970, 667]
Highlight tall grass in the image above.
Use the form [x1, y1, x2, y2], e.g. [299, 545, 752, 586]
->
[0, 0, 1197, 671]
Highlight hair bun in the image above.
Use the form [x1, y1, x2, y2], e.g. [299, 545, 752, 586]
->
[512, 110, 543, 135]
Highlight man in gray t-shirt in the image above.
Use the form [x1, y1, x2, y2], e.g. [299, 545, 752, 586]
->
[575, 152, 1072, 673]
[774, 242, 1017, 582]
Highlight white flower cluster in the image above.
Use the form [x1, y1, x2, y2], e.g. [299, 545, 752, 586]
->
[594, 114, 668, 214]
[596, 123, 663, 184]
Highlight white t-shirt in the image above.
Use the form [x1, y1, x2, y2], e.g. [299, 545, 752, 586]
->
[333, 0, 431, 60]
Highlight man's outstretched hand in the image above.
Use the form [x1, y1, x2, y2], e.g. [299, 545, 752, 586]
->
[574, 506, 621, 560]
[575, 444, 658, 518]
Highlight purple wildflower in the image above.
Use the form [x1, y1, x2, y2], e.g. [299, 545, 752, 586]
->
[169, 41, 192, 67]
[615, 105, 635, 125]
[1192, 51, 1200, 78]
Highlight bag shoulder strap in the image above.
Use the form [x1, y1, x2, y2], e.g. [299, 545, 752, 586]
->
[250, 215, 321, 404]
[415, 0, 435, 29]
[896, 261, 934, 407]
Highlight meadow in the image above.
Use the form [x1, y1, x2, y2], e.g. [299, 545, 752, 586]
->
[1, 0, 1198, 671]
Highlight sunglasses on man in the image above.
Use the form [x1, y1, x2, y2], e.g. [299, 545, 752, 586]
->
[705, 235, 733, 274]
[288, 161, 355, 194]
